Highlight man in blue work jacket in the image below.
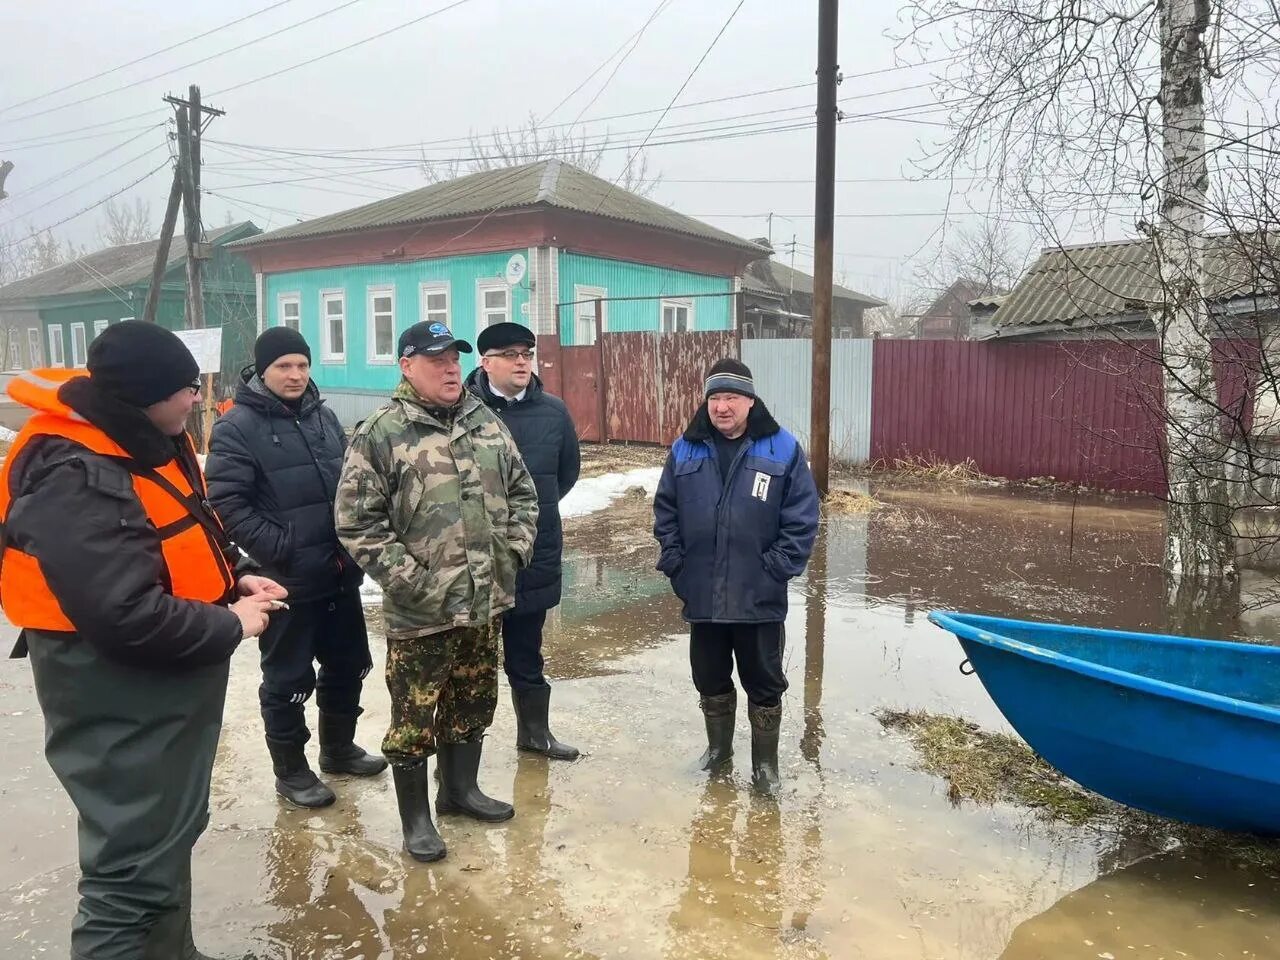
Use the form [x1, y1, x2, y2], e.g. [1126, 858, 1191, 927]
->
[653, 358, 819, 797]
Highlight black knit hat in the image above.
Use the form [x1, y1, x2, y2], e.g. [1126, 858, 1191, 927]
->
[704, 357, 755, 399]
[255, 326, 311, 375]
[87, 320, 200, 408]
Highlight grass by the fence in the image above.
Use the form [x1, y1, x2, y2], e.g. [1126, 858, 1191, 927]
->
[579, 442, 667, 478]
[822, 489, 881, 514]
[870, 455, 998, 483]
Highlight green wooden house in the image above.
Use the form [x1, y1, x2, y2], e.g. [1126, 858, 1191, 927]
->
[230, 161, 766, 426]
[0, 221, 261, 376]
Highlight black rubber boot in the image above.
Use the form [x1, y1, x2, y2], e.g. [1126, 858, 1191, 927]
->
[392, 762, 447, 862]
[748, 704, 782, 798]
[512, 686, 580, 761]
[318, 712, 389, 776]
[436, 736, 515, 821]
[266, 738, 336, 808]
[698, 691, 736, 771]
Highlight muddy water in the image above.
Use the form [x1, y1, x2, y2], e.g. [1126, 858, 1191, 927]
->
[4, 481, 1280, 958]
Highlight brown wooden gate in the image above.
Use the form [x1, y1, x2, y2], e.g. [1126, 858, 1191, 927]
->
[559, 330, 739, 444]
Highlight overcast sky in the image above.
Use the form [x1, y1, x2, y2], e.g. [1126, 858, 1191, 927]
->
[0, 0, 1072, 302]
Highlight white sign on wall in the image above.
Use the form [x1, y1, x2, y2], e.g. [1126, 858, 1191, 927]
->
[173, 327, 223, 374]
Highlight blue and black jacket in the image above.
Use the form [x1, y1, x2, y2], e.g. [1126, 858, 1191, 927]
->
[653, 400, 819, 623]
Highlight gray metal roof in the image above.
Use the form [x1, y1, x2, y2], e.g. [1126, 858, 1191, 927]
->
[232, 160, 765, 254]
[743, 257, 886, 307]
[992, 235, 1278, 333]
[0, 222, 256, 304]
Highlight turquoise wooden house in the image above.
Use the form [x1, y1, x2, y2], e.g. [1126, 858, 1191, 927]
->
[230, 160, 765, 425]
[0, 221, 261, 376]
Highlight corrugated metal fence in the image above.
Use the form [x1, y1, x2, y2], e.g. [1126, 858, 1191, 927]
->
[743, 339, 873, 463]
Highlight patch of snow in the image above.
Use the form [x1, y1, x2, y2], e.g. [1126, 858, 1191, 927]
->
[559, 467, 663, 519]
[359, 575, 383, 604]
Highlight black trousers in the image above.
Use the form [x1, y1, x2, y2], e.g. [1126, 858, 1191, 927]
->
[259, 590, 373, 744]
[689, 621, 788, 708]
[27, 629, 228, 960]
[502, 608, 548, 692]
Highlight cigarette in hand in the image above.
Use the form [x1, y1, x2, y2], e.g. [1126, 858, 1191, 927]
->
[268, 600, 290, 611]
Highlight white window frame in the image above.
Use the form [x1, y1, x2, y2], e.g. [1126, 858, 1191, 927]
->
[476, 278, 510, 332]
[47, 324, 65, 367]
[320, 290, 346, 363]
[6, 328, 19, 371]
[70, 323, 88, 367]
[93, 319, 109, 339]
[367, 285, 397, 364]
[27, 327, 41, 367]
[573, 284, 608, 346]
[660, 298, 695, 334]
[420, 280, 450, 327]
[278, 292, 301, 332]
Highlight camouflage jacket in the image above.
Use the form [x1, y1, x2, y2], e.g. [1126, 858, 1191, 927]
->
[335, 380, 539, 640]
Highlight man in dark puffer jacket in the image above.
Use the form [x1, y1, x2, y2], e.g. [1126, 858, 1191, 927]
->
[207, 327, 387, 807]
[465, 322, 581, 760]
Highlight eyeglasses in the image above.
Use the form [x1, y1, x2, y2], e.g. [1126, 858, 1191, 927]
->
[189, 378, 202, 393]
[485, 349, 535, 362]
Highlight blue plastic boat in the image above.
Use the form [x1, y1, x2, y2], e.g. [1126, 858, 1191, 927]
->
[928, 611, 1280, 834]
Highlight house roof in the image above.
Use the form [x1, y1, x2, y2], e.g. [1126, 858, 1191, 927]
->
[921, 279, 998, 321]
[233, 160, 765, 255]
[742, 257, 886, 308]
[0, 221, 257, 305]
[990, 234, 1278, 335]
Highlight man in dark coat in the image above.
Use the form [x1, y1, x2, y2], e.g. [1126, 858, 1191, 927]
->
[465, 321, 581, 760]
[653, 358, 819, 797]
[0, 321, 285, 959]
[206, 327, 387, 808]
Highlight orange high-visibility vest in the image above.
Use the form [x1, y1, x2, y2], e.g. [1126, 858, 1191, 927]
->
[0, 368, 236, 632]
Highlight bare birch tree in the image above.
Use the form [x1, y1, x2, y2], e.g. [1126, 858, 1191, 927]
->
[898, 0, 1280, 588]
[420, 112, 662, 197]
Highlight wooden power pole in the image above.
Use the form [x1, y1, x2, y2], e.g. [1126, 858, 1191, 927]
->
[809, 0, 840, 496]
[154, 85, 224, 448]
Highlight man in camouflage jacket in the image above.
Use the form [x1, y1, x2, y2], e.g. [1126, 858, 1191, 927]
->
[335, 320, 538, 864]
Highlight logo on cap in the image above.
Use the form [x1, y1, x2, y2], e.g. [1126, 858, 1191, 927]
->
[428, 322, 450, 336]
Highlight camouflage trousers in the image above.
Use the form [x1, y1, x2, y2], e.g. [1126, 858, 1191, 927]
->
[381, 619, 500, 764]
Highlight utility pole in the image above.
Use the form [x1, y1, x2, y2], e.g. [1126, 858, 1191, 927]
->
[158, 85, 224, 448]
[808, 0, 840, 496]
[0, 160, 13, 202]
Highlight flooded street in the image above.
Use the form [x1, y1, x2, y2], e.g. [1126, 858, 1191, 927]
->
[5, 479, 1280, 958]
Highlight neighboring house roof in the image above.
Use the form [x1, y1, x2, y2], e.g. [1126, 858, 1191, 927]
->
[921, 278, 998, 323]
[0, 222, 257, 305]
[989, 234, 1279, 337]
[742, 257, 886, 308]
[233, 160, 765, 255]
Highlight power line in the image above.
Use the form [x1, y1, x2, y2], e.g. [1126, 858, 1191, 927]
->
[566, 0, 675, 130]
[209, 0, 478, 97]
[596, 0, 748, 212]
[0, 139, 169, 229]
[0, 0, 369, 126]
[540, 0, 674, 125]
[5, 124, 169, 202]
[0, 160, 170, 250]
[0, 0, 302, 116]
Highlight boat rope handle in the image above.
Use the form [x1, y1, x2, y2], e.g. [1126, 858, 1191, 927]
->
[958, 659, 976, 676]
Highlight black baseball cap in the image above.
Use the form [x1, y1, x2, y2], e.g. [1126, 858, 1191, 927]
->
[477, 321, 536, 354]
[398, 320, 473, 359]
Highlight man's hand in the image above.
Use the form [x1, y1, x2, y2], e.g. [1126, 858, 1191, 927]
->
[230, 596, 273, 639]
[237, 575, 288, 601]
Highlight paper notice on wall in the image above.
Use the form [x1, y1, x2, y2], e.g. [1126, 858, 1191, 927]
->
[172, 327, 223, 374]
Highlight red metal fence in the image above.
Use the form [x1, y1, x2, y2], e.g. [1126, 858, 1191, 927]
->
[870, 339, 1260, 495]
